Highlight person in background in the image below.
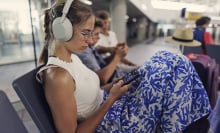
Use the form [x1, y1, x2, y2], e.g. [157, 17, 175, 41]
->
[94, 10, 137, 67]
[37, 1, 211, 132]
[193, 16, 214, 54]
[165, 27, 201, 54]
[166, 27, 213, 133]
[78, 18, 135, 84]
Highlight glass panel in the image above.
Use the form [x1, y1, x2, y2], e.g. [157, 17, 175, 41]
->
[0, 0, 46, 65]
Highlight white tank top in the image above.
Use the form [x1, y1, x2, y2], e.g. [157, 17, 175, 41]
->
[37, 54, 104, 121]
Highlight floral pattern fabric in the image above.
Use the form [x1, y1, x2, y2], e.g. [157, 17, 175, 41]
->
[96, 51, 211, 133]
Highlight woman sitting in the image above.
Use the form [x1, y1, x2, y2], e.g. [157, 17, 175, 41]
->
[37, 1, 211, 132]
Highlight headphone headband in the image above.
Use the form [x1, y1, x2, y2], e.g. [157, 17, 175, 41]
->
[61, 0, 74, 22]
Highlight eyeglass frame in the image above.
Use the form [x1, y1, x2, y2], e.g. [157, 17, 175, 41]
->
[80, 29, 93, 40]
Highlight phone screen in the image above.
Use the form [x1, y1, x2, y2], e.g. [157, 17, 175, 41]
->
[121, 68, 139, 86]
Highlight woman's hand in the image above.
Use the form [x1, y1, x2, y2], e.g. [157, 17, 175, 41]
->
[100, 78, 120, 92]
[108, 80, 131, 101]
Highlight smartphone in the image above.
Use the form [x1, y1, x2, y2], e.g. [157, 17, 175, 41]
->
[121, 68, 140, 86]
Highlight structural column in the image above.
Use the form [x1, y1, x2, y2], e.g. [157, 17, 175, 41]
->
[137, 17, 147, 41]
[110, 0, 127, 42]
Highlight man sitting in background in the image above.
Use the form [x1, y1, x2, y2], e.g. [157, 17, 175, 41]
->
[77, 19, 136, 85]
[193, 16, 214, 54]
[94, 10, 137, 68]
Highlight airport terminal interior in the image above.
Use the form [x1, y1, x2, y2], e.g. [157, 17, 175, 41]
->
[0, 0, 220, 132]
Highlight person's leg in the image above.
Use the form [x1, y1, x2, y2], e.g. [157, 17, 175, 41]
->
[147, 51, 211, 133]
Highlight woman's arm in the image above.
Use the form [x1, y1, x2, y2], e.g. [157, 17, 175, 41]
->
[44, 67, 129, 133]
[44, 67, 78, 133]
[77, 80, 130, 133]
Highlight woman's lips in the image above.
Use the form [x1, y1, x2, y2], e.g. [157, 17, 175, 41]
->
[81, 46, 88, 50]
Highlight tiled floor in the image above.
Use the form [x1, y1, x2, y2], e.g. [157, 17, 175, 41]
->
[0, 37, 214, 133]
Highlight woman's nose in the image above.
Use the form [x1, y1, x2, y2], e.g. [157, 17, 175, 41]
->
[86, 37, 94, 44]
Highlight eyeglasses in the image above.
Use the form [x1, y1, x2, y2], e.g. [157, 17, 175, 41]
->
[81, 30, 93, 40]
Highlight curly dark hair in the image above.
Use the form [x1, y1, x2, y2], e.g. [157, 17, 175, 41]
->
[95, 10, 109, 20]
[195, 16, 211, 26]
[94, 18, 104, 28]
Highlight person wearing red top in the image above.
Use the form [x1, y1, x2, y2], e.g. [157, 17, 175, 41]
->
[193, 16, 214, 54]
[203, 31, 214, 44]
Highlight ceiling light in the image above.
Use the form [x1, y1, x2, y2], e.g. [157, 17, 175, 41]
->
[132, 18, 137, 22]
[125, 15, 129, 20]
[80, 0, 92, 5]
[151, 0, 207, 12]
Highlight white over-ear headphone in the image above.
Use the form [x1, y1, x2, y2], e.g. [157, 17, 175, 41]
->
[52, 0, 74, 42]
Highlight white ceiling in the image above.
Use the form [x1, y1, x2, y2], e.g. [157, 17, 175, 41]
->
[91, 0, 220, 23]
[130, 0, 220, 23]
[163, 0, 217, 6]
[91, 0, 145, 19]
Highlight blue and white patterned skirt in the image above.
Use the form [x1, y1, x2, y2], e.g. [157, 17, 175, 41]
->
[96, 51, 211, 133]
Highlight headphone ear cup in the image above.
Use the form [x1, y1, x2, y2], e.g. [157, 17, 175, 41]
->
[52, 17, 73, 41]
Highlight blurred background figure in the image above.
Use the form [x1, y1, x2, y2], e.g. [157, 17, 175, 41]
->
[193, 16, 214, 54]
[77, 18, 129, 84]
[165, 26, 201, 54]
[94, 10, 137, 67]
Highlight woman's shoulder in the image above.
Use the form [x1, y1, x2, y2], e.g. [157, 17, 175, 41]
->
[40, 67, 76, 96]
[47, 66, 70, 77]
[37, 65, 72, 84]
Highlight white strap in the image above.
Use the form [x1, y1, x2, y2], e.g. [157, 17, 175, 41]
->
[36, 65, 59, 84]
[61, 0, 74, 22]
